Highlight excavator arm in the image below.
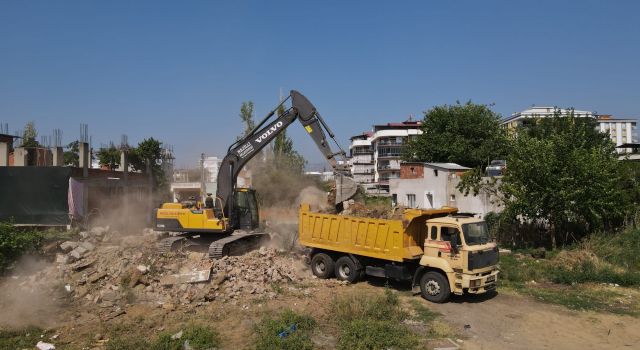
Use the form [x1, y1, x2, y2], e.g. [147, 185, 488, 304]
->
[217, 90, 357, 218]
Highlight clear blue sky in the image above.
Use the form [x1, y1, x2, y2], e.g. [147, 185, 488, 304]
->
[1, 0, 639, 168]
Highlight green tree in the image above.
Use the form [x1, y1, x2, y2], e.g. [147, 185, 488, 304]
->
[404, 102, 508, 169]
[96, 144, 121, 170]
[21, 121, 39, 148]
[129, 138, 169, 191]
[64, 141, 80, 166]
[501, 112, 625, 248]
[273, 104, 306, 173]
[239, 101, 255, 137]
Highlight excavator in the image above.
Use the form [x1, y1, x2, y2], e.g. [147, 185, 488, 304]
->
[153, 90, 357, 258]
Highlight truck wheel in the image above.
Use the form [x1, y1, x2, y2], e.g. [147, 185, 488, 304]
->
[419, 271, 450, 303]
[311, 253, 334, 279]
[335, 256, 360, 283]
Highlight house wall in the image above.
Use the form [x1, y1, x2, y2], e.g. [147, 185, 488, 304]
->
[391, 165, 503, 218]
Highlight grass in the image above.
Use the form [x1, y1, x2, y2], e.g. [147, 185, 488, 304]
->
[254, 309, 316, 350]
[106, 325, 220, 350]
[502, 280, 639, 316]
[499, 229, 640, 315]
[0, 327, 50, 349]
[330, 289, 419, 350]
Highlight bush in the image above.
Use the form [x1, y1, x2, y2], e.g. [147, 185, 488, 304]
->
[0, 221, 45, 272]
[254, 309, 316, 350]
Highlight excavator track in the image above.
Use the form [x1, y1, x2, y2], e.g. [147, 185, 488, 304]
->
[156, 236, 188, 254]
[156, 232, 270, 259]
[208, 232, 270, 259]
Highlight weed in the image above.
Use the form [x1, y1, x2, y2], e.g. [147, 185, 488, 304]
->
[254, 309, 315, 350]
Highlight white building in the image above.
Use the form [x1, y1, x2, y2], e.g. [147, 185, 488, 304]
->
[349, 119, 422, 195]
[390, 162, 502, 219]
[597, 115, 638, 152]
[349, 132, 375, 184]
[502, 107, 638, 153]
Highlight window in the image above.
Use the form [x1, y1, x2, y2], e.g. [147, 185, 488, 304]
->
[410, 167, 416, 175]
[392, 194, 397, 207]
[433, 169, 438, 177]
[407, 194, 416, 208]
[430, 226, 437, 240]
[450, 194, 456, 202]
[441, 226, 461, 245]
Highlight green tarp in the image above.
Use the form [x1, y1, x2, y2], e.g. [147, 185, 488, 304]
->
[0, 167, 72, 225]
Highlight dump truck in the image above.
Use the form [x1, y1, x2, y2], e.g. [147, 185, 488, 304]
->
[298, 204, 499, 302]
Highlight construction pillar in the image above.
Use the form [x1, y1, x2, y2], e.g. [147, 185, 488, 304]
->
[0, 141, 8, 166]
[13, 147, 28, 166]
[118, 150, 129, 181]
[79, 142, 89, 178]
[51, 147, 63, 166]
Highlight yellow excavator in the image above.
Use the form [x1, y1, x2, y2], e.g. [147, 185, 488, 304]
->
[153, 90, 357, 258]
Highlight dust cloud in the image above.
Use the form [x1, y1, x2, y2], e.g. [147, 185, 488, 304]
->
[0, 255, 68, 329]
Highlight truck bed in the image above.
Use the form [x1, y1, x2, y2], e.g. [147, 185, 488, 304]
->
[298, 204, 457, 262]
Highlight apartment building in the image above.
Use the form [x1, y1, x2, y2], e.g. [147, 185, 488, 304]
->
[502, 107, 638, 153]
[349, 119, 422, 195]
[349, 132, 374, 184]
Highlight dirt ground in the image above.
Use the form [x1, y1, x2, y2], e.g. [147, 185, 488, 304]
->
[425, 290, 640, 350]
[1, 227, 640, 349]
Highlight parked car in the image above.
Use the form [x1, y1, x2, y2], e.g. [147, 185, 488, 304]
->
[486, 160, 506, 176]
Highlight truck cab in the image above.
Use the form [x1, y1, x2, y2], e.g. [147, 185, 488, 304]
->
[419, 215, 499, 302]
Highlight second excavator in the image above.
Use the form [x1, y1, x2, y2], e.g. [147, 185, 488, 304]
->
[153, 90, 357, 258]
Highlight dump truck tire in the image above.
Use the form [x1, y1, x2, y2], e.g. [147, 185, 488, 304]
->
[420, 271, 450, 303]
[311, 253, 335, 279]
[335, 256, 360, 283]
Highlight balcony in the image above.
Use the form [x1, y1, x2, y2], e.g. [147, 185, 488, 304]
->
[377, 153, 402, 159]
[352, 149, 374, 155]
[377, 164, 400, 171]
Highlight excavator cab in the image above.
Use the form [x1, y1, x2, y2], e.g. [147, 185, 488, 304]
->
[233, 188, 259, 230]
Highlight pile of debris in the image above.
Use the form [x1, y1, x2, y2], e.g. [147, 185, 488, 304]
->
[38, 227, 309, 319]
[340, 200, 403, 220]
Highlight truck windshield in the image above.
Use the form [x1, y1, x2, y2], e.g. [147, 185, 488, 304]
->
[462, 222, 490, 245]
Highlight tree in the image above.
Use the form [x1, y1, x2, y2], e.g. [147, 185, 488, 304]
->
[499, 112, 625, 248]
[129, 137, 169, 191]
[97, 144, 121, 170]
[64, 141, 80, 166]
[273, 104, 306, 173]
[21, 121, 39, 148]
[404, 102, 508, 169]
[239, 101, 255, 137]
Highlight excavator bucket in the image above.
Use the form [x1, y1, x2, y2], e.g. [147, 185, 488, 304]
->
[334, 173, 358, 204]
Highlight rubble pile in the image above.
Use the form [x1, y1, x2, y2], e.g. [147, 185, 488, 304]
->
[340, 201, 403, 220]
[14, 226, 311, 320]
